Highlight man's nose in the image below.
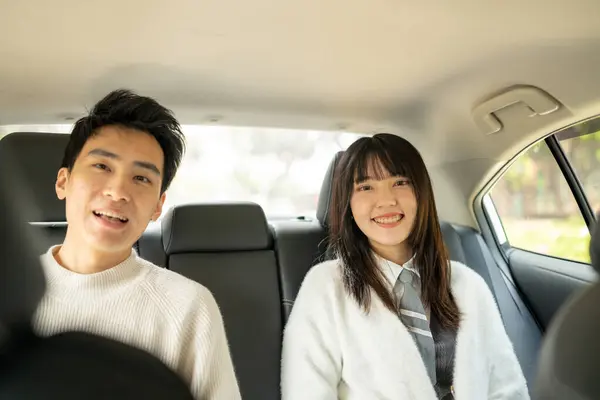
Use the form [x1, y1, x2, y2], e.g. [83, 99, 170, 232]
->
[102, 175, 131, 202]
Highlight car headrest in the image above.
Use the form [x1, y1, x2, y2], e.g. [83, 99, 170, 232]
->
[0, 157, 46, 331]
[533, 215, 600, 400]
[162, 202, 273, 254]
[0, 132, 69, 222]
[316, 151, 344, 228]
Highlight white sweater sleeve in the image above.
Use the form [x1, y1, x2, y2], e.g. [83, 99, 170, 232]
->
[281, 264, 343, 400]
[478, 279, 530, 400]
[187, 289, 241, 400]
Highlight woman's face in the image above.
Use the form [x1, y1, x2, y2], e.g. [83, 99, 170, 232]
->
[349, 163, 417, 262]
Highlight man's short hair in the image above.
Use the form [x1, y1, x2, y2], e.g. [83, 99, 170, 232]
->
[61, 89, 186, 193]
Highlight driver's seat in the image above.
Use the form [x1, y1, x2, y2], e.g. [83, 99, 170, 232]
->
[0, 159, 194, 399]
[534, 214, 600, 399]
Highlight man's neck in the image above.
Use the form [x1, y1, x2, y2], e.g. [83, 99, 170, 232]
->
[55, 239, 131, 275]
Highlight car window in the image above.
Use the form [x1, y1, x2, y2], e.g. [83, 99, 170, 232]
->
[0, 124, 366, 218]
[556, 117, 600, 217]
[489, 140, 591, 264]
[164, 126, 367, 218]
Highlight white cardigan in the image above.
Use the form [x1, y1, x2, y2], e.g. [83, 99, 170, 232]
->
[281, 258, 529, 400]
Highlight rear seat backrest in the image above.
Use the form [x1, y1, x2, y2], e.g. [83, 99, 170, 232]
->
[162, 202, 282, 400]
[0, 132, 68, 223]
[270, 219, 327, 319]
[0, 132, 70, 253]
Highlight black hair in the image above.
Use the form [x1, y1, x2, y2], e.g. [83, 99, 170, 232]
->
[61, 89, 185, 193]
[329, 133, 460, 329]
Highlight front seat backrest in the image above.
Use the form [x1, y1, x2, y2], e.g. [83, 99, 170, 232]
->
[534, 215, 600, 400]
[0, 156, 46, 336]
[0, 163, 194, 399]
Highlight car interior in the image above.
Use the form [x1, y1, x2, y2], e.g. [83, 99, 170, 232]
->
[1, 1, 600, 399]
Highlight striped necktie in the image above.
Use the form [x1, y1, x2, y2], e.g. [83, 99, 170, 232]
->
[393, 268, 436, 385]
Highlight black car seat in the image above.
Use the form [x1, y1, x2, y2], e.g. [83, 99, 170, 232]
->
[534, 214, 600, 400]
[0, 160, 194, 400]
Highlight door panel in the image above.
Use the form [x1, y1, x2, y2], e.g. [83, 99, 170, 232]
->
[508, 248, 596, 329]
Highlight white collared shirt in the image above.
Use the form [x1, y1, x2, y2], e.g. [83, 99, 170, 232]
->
[374, 253, 420, 287]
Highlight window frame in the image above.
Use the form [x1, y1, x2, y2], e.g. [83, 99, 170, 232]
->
[475, 116, 600, 263]
[545, 134, 595, 229]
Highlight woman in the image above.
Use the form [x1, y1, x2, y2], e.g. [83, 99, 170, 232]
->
[281, 133, 529, 399]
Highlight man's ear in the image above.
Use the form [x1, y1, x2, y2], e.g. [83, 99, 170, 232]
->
[55, 168, 69, 200]
[151, 192, 166, 221]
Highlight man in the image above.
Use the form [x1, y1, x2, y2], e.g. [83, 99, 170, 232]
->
[32, 89, 241, 399]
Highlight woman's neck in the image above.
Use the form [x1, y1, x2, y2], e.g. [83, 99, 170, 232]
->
[370, 241, 413, 266]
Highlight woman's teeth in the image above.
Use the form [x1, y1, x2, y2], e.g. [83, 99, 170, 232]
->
[373, 215, 402, 224]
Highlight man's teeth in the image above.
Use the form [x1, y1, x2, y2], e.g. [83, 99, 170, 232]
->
[374, 215, 402, 224]
[94, 211, 128, 222]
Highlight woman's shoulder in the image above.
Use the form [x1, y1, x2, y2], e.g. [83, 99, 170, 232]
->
[448, 260, 491, 296]
[289, 259, 346, 318]
[448, 260, 501, 316]
[301, 258, 345, 291]
[293, 259, 349, 305]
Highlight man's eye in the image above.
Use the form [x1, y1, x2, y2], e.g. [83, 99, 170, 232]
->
[134, 176, 151, 184]
[93, 163, 109, 171]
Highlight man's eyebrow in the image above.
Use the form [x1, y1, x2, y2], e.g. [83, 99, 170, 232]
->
[134, 161, 161, 176]
[88, 148, 119, 159]
[87, 148, 161, 176]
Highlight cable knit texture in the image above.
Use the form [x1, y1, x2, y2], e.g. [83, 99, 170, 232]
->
[33, 246, 241, 400]
[281, 258, 530, 400]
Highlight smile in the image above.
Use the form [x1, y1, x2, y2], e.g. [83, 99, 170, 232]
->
[372, 213, 403, 224]
[93, 210, 129, 224]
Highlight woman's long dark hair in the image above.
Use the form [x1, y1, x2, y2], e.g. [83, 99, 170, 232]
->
[329, 133, 460, 329]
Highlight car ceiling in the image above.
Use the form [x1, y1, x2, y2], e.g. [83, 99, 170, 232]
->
[1, 0, 600, 226]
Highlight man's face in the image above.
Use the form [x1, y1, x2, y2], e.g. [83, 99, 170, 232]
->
[56, 126, 166, 255]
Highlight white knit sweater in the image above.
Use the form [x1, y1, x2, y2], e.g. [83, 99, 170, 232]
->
[33, 246, 241, 400]
[281, 258, 530, 400]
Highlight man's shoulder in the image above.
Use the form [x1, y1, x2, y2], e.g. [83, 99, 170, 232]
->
[136, 256, 216, 307]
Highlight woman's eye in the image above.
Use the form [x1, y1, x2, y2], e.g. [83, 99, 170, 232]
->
[357, 185, 371, 191]
[394, 179, 410, 186]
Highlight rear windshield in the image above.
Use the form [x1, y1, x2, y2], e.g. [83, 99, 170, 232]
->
[0, 125, 366, 218]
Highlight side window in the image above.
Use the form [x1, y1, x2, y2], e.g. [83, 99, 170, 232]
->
[556, 120, 600, 216]
[489, 138, 591, 264]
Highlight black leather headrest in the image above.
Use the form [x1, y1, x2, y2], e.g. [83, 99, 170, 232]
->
[0, 132, 69, 222]
[162, 202, 272, 254]
[0, 158, 46, 330]
[316, 151, 343, 228]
